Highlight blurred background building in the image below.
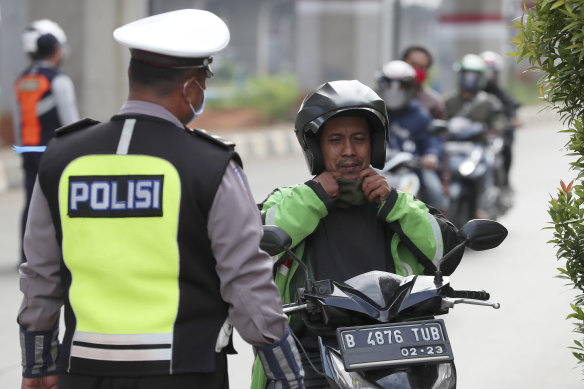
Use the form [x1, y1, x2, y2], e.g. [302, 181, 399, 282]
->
[0, 0, 534, 145]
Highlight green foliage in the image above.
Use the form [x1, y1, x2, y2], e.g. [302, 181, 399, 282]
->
[510, 0, 584, 125]
[512, 0, 584, 373]
[207, 73, 300, 122]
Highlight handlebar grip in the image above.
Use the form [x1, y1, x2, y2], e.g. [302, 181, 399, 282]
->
[453, 290, 490, 300]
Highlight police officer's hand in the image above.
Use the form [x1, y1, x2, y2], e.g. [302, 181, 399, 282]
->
[359, 169, 391, 205]
[313, 171, 340, 200]
[22, 376, 58, 389]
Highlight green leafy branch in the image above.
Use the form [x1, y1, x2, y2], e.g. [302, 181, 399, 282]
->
[511, 0, 584, 374]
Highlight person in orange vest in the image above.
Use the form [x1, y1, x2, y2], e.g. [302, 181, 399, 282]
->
[13, 19, 79, 263]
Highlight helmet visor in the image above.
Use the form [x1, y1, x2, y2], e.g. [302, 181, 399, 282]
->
[459, 71, 482, 92]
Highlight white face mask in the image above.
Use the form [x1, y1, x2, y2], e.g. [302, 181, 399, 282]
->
[183, 79, 206, 123]
[382, 81, 409, 111]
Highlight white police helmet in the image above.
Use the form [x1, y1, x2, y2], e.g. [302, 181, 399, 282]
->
[22, 19, 68, 59]
[114, 9, 230, 77]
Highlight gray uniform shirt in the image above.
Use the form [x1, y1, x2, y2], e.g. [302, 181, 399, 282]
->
[18, 100, 288, 347]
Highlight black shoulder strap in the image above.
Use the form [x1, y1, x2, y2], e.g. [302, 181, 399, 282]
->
[187, 128, 236, 149]
[387, 221, 437, 276]
[383, 226, 397, 274]
[187, 127, 242, 167]
[55, 118, 101, 137]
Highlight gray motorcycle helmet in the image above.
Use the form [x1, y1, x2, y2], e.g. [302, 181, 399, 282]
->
[294, 80, 388, 175]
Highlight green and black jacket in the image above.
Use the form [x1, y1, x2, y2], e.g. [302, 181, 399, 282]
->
[250, 179, 461, 388]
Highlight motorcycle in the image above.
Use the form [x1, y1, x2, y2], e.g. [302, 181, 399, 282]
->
[487, 128, 513, 215]
[261, 219, 507, 388]
[379, 120, 449, 201]
[445, 117, 501, 228]
[379, 148, 422, 197]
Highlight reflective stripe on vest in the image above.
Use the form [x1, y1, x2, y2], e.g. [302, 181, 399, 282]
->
[71, 332, 173, 361]
[15, 73, 52, 146]
[59, 154, 181, 362]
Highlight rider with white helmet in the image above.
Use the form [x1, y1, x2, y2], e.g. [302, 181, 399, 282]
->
[377, 60, 449, 213]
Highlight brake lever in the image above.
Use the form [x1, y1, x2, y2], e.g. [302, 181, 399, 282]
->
[282, 303, 307, 314]
[442, 297, 500, 310]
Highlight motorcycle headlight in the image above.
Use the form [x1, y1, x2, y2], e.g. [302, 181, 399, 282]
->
[431, 363, 456, 389]
[327, 350, 378, 389]
[458, 160, 476, 176]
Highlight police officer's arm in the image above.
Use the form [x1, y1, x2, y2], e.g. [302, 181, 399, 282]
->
[17, 178, 62, 380]
[52, 74, 80, 126]
[208, 160, 304, 388]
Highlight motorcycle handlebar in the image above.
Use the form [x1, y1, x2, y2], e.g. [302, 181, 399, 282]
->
[282, 303, 307, 314]
[453, 290, 490, 301]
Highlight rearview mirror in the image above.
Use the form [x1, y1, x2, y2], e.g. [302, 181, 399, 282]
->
[458, 219, 508, 251]
[260, 225, 293, 256]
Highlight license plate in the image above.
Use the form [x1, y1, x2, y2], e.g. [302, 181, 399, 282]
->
[336, 319, 454, 371]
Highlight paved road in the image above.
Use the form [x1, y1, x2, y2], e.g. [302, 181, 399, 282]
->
[1, 105, 583, 387]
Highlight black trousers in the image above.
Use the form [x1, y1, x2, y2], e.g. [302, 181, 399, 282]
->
[58, 353, 228, 389]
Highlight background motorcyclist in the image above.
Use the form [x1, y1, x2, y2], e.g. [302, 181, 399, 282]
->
[480, 50, 522, 128]
[377, 60, 449, 213]
[401, 45, 447, 120]
[250, 79, 462, 389]
[402, 46, 452, 203]
[443, 54, 510, 219]
[480, 50, 521, 202]
[444, 54, 508, 132]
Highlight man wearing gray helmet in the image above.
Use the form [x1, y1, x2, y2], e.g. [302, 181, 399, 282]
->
[251, 80, 461, 388]
[17, 9, 303, 389]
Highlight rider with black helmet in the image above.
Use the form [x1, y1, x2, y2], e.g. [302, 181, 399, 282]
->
[251, 80, 462, 389]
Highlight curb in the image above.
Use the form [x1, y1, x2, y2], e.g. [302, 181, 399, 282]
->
[0, 147, 22, 193]
[0, 123, 301, 193]
[219, 123, 302, 162]
[0, 104, 560, 194]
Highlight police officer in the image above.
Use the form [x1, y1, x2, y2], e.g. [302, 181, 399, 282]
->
[17, 9, 303, 389]
[14, 19, 80, 263]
